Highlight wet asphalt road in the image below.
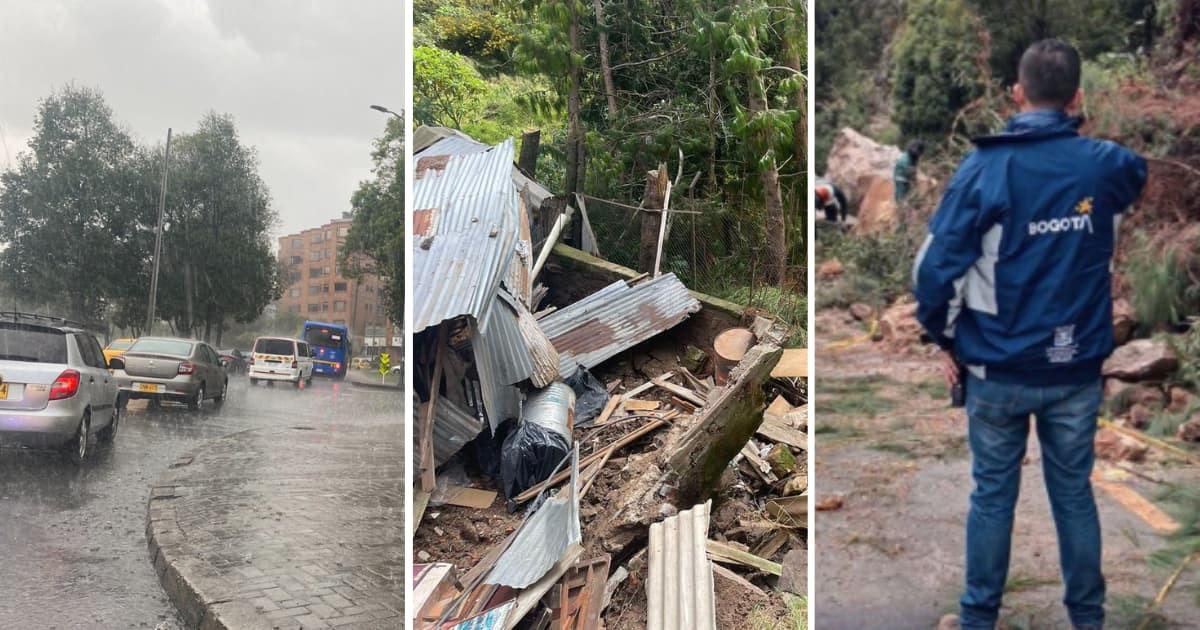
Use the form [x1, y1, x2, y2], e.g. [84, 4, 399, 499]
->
[0, 375, 399, 630]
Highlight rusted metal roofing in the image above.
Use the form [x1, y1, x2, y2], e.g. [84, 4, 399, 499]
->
[485, 447, 581, 589]
[433, 396, 484, 467]
[539, 273, 702, 377]
[647, 500, 716, 630]
[412, 139, 520, 333]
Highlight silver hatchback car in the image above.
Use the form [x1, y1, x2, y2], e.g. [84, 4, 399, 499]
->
[0, 317, 120, 464]
[112, 337, 227, 410]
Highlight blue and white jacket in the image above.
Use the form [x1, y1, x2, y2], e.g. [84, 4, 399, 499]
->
[913, 110, 1147, 385]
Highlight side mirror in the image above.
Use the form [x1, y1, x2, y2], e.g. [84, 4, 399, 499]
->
[108, 356, 125, 371]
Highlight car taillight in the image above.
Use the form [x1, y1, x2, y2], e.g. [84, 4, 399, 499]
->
[49, 370, 81, 400]
[178, 361, 196, 375]
[249, 356, 255, 365]
[334, 362, 341, 370]
[291, 359, 298, 369]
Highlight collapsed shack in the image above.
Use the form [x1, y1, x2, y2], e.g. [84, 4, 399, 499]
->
[412, 127, 809, 629]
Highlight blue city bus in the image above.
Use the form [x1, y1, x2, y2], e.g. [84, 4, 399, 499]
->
[302, 321, 350, 378]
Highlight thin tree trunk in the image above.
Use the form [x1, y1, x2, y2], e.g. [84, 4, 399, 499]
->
[747, 26, 787, 286]
[184, 262, 195, 337]
[593, 0, 618, 117]
[638, 165, 669, 274]
[564, 0, 584, 197]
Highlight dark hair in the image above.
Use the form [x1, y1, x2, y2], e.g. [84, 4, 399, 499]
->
[906, 140, 925, 163]
[1018, 39, 1081, 108]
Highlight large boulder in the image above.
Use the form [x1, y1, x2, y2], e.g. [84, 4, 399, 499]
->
[824, 128, 936, 235]
[1103, 339, 1179, 382]
[877, 297, 923, 348]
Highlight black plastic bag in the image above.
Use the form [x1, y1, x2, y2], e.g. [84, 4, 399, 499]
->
[564, 367, 609, 427]
[499, 421, 570, 503]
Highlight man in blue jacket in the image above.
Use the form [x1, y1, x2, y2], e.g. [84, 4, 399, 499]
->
[913, 39, 1147, 630]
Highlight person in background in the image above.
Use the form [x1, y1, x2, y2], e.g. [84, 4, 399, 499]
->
[894, 139, 925, 201]
[912, 39, 1146, 630]
[815, 177, 849, 224]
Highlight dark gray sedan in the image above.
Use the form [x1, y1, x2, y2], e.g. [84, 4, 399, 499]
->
[112, 337, 228, 410]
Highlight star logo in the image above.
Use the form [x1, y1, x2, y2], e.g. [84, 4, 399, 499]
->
[1075, 197, 1094, 215]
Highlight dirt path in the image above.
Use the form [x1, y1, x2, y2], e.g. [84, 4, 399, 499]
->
[812, 308, 1200, 629]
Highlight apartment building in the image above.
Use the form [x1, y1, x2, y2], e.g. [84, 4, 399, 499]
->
[274, 215, 394, 349]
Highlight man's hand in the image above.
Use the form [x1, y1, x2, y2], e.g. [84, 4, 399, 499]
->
[939, 350, 959, 389]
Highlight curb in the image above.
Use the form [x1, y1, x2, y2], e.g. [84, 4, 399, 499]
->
[145, 436, 270, 630]
[346, 377, 402, 391]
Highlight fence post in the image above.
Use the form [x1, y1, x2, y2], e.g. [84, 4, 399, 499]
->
[638, 164, 669, 274]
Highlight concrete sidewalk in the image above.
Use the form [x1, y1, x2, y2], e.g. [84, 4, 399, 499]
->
[146, 416, 402, 629]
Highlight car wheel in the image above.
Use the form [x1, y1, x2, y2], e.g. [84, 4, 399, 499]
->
[249, 377, 258, 385]
[188, 385, 205, 411]
[98, 405, 119, 443]
[66, 412, 91, 464]
[214, 380, 227, 405]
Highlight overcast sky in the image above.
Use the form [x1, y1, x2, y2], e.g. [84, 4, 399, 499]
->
[0, 0, 403, 237]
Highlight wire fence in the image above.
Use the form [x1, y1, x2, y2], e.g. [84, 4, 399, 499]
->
[580, 196, 807, 343]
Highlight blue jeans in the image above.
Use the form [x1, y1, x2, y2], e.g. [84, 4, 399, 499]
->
[960, 375, 1105, 629]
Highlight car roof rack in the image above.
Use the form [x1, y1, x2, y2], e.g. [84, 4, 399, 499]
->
[0, 311, 95, 331]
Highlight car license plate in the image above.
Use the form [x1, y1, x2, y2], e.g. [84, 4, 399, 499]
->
[0, 383, 7, 400]
[135, 383, 164, 394]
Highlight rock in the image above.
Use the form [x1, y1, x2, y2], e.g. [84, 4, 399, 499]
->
[816, 495, 844, 511]
[824, 128, 935, 234]
[778, 548, 807, 596]
[1102, 339, 1179, 381]
[1094, 427, 1149, 462]
[1128, 403, 1153, 430]
[1129, 385, 1166, 410]
[766, 444, 798, 477]
[459, 522, 480, 544]
[877, 297, 923, 347]
[849, 303, 875, 321]
[818, 259, 844, 280]
[1113, 299, 1136, 345]
[1178, 415, 1200, 442]
[682, 345, 709, 374]
[417, 550, 432, 563]
[936, 614, 961, 630]
[782, 474, 808, 495]
[1168, 386, 1195, 413]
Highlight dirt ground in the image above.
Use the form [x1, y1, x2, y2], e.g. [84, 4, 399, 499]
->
[813, 309, 1200, 630]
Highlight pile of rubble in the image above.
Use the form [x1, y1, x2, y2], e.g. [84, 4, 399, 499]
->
[411, 128, 808, 629]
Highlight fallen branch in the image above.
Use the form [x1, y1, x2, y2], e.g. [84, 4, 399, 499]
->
[1136, 552, 1196, 630]
[1100, 419, 1200, 466]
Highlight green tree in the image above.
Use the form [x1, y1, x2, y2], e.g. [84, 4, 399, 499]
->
[0, 85, 152, 326]
[341, 115, 402, 327]
[153, 112, 281, 344]
[414, 46, 487, 127]
[890, 0, 989, 138]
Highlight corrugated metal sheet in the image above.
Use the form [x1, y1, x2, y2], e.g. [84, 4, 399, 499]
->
[413, 139, 520, 333]
[539, 273, 702, 377]
[485, 447, 581, 589]
[647, 500, 715, 630]
[413, 125, 488, 156]
[447, 601, 516, 629]
[470, 316, 522, 433]
[433, 396, 485, 467]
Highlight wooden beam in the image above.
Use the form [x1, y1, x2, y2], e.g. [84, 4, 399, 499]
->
[706, 540, 782, 576]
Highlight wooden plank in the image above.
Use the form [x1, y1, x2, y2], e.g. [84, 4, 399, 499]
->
[593, 395, 622, 426]
[706, 540, 782, 576]
[623, 399, 660, 411]
[620, 371, 675, 401]
[652, 377, 707, 407]
[756, 420, 808, 451]
[739, 443, 777, 484]
[770, 348, 808, 378]
[764, 395, 792, 422]
[765, 495, 808, 528]
[441, 486, 498, 509]
[752, 530, 790, 559]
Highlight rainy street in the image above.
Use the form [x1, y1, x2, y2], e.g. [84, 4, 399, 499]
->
[0, 376, 401, 629]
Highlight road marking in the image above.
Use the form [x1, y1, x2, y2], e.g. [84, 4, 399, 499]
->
[1093, 476, 1179, 534]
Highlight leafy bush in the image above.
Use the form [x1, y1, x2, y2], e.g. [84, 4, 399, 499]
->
[816, 227, 916, 308]
[1124, 236, 1194, 333]
[890, 0, 989, 139]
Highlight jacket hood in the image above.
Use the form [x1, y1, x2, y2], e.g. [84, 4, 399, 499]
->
[973, 109, 1083, 146]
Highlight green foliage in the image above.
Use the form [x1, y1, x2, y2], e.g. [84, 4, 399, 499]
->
[341, 116, 403, 326]
[414, 46, 487, 128]
[417, 0, 520, 67]
[816, 227, 915, 308]
[1124, 235, 1196, 332]
[890, 0, 989, 139]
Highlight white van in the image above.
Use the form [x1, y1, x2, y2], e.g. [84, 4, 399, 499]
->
[248, 337, 314, 387]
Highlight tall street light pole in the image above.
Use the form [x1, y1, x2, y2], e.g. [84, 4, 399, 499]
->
[369, 104, 403, 120]
[145, 128, 172, 335]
